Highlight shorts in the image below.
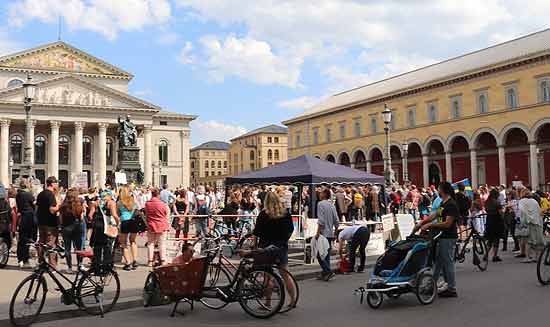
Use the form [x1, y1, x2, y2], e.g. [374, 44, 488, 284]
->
[38, 225, 58, 246]
[120, 219, 138, 234]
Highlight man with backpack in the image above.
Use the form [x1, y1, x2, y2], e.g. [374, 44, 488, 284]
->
[455, 183, 472, 240]
[15, 179, 36, 268]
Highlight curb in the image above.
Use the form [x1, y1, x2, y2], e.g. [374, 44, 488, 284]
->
[0, 261, 376, 325]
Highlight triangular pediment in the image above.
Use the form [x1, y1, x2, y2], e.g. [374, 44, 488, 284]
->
[0, 74, 158, 110]
[0, 41, 132, 79]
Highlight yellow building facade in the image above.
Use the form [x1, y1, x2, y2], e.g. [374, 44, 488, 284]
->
[284, 30, 550, 189]
[229, 125, 288, 176]
[190, 141, 229, 188]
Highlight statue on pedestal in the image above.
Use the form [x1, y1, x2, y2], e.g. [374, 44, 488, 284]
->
[117, 114, 137, 147]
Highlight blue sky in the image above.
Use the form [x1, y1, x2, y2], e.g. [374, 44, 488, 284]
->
[1, 0, 549, 146]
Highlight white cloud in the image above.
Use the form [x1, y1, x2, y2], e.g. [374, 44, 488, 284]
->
[8, 0, 172, 40]
[277, 96, 321, 110]
[133, 88, 153, 97]
[157, 32, 180, 45]
[177, 41, 195, 65]
[0, 30, 22, 56]
[197, 35, 302, 88]
[191, 120, 247, 145]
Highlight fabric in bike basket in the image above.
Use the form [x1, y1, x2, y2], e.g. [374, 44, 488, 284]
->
[155, 257, 207, 297]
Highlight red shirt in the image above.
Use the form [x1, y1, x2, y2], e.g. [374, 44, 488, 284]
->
[144, 197, 169, 233]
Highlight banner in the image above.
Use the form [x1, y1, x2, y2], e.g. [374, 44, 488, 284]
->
[381, 214, 394, 232]
[115, 172, 127, 185]
[395, 214, 416, 240]
[452, 178, 474, 198]
[73, 172, 88, 189]
[365, 232, 385, 256]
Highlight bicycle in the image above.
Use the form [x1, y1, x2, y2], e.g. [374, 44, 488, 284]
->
[209, 216, 255, 250]
[537, 242, 550, 285]
[9, 242, 120, 326]
[0, 235, 9, 268]
[454, 214, 489, 271]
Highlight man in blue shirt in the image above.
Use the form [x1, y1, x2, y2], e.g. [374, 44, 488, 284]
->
[159, 184, 176, 205]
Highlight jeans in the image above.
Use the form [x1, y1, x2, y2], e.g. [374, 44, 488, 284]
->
[349, 227, 370, 272]
[63, 224, 83, 269]
[17, 212, 37, 263]
[194, 218, 208, 236]
[317, 238, 333, 274]
[93, 238, 114, 273]
[408, 208, 417, 219]
[433, 238, 457, 291]
[81, 219, 87, 249]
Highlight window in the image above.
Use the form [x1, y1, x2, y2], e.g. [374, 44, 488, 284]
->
[450, 96, 461, 119]
[59, 136, 70, 165]
[370, 116, 377, 133]
[295, 133, 301, 147]
[506, 86, 518, 109]
[325, 125, 332, 143]
[7, 79, 23, 88]
[427, 103, 437, 122]
[106, 138, 113, 165]
[389, 112, 396, 131]
[83, 136, 92, 165]
[34, 169, 45, 185]
[540, 80, 550, 102]
[205, 160, 209, 168]
[211, 160, 215, 169]
[274, 137, 279, 143]
[313, 128, 319, 145]
[10, 135, 23, 164]
[339, 122, 346, 139]
[224, 161, 227, 168]
[205, 171, 209, 177]
[407, 107, 416, 127]
[267, 137, 272, 143]
[249, 151, 255, 161]
[34, 135, 46, 164]
[159, 140, 168, 165]
[191, 161, 195, 169]
[267, 149, 273, 160]
[478, 92, 488, 113]
[354, 119, 361, 137]
[274, 150, 280, 161]
[160, 175, 167, 186]
[250, 163, 255, 171]
[159, 121, 168, 126]
[217, 161, 222, 168]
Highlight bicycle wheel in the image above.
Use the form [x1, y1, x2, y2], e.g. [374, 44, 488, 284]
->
[537, 245, 550, 286]
[0, 238, 9, 268]
[199, 264, 232, 309]
[77, 269, 120, 316]
[237, 233, 255, 251]
[472, 235, 488, 271]
[143, 272, 164, 307]
[9, 274, 47, 327]
[276, 267, 299, 313]
[237, 268, 285, 319]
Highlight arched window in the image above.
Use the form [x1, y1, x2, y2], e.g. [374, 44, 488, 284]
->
[507, 87, 518, 109]
[106, 138, 114, 165]
[267, 149, 273, 160]
[205, 161, 209, 168]
[274, 149, 280, 161]
[10, 135, 23, 164]
[7, 79, 23, 88]
[83, 136, 92, 165]
[542, 81, 550, 102]
[34, 135, 46, 164]
[250, 151, 255, 161]
[159, 140, 168, 165]
[59, 136, 70, 165]
[478, 94, 488, 113]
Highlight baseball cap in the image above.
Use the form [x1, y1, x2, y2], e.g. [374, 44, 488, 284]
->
[46, 176, 58, 186]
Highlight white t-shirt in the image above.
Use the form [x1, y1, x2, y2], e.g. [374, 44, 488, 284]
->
[338, 225, 362, 241]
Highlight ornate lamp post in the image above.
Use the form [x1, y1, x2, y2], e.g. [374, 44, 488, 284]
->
[21, 74, 36, 178]
[382, 104, 395, 187]
[402, 142, 409, 183]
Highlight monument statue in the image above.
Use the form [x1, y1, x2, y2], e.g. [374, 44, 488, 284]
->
[117, 114, 137, 147]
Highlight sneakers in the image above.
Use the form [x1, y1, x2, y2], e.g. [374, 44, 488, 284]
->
[438, 289, 458, 298]
[123, 264, 133, 271]
[324, 272, 336, 281]
[515, 254, 526, 258]
[18, 261, 24, 268]
[132, 261, 139, 270]
[23, 262, 33, 269]
[492, 256, 502, 262]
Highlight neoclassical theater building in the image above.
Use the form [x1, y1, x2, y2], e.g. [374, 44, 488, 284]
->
[0, 41, 195, 188]
[284, 29, 550, 190]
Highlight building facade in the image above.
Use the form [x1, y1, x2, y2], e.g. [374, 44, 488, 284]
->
[228, 125, 288, 176]
[0, 41, 196, 189]
[284, 29, 550, 190]
[190, 141, 229, 189]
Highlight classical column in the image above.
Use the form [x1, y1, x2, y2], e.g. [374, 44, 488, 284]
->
[71, 121, 84, 185]
[470, 148, 478, 188]
[366, 160, 372, 174]
[97, 123, 108, 188]
[0, 120, 10, 185]
[27, 119, 36, 168]
[143, 125, 153, 186]
[180, 129, 191, 188]
[498, 145, 506, 186]
[445, 151, 452, 182]
[48, 121, 61, 178]
[530, 142, 540, 190]
[422, 153, 429, 188]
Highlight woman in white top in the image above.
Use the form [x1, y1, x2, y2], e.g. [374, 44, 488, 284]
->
[517, 188, 545, 263]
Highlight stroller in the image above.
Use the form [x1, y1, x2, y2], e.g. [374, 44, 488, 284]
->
[355, 232, 440, 309]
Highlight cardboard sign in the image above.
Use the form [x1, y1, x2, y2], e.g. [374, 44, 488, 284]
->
[395, 214, 416, 240]
[115, 172, 127, 185]
[366, 232, 385, 256]
[381, 214, 394, 232]
[73, 172, 88, 189]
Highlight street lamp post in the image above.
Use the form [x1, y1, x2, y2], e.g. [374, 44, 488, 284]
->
[382, 104, 395, 188]
[21, 74, 36, 179]
[8, 156, 14, 184]
[402, 142, 409, 183]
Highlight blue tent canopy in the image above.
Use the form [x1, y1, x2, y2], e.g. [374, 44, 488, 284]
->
[225, 155, 385, 186]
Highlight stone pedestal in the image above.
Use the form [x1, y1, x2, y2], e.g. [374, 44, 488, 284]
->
[117, 146, 142, 183]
